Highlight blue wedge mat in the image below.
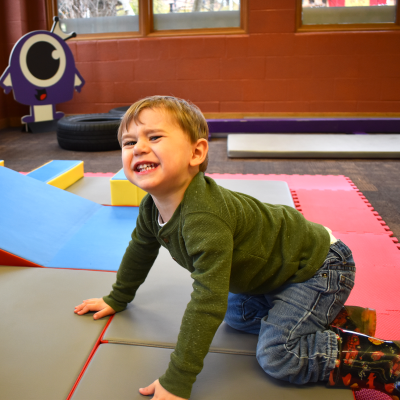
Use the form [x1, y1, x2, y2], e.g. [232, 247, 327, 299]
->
[0, 167, 101, 265]
[111, 168, 127, 180]
[0, 167, 138, 271]
[27, 160, 82, 183]
[49, 206, 139, 271]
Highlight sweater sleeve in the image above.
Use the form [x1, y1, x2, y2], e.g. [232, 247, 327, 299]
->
[103, 210, 161, 312]
[158, 213, 233, 399]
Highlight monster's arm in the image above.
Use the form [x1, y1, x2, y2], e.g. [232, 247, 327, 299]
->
[74, 68, 85, 93]
[0, 67, 12, 94]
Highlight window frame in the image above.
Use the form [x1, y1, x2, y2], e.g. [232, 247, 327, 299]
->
[45, 0, 248, 40]
[295, 0, 400, 32]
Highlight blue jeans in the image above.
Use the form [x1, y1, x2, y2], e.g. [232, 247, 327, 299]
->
[224, 240, 356, 384]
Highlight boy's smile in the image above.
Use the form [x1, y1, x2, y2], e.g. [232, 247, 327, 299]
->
[121, 108, 204, 210]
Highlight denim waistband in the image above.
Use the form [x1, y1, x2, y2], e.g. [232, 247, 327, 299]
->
[325, 240, 355, 271]
[330, 240, 352, 258]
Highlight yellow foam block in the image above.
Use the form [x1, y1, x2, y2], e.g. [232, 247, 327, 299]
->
[0, 160, 4, 167]
[47, 161, 84, 190]
[27, 160, 84, 190]
[110, 170, 147, 206]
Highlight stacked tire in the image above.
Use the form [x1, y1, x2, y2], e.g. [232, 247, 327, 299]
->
[108, 106, 129, 116]
[57, 114, 122, 152]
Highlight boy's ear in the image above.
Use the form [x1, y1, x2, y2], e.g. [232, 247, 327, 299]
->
[190, 138, 208, 168]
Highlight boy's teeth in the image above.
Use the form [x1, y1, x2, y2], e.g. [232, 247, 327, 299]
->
[138, 163, 156, 171]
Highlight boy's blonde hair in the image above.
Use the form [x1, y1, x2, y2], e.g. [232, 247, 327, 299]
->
[118, 96, 209, 172]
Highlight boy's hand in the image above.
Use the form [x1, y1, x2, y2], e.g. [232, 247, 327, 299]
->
[139, 379, 187, 400]
[74, 298, 115, 320]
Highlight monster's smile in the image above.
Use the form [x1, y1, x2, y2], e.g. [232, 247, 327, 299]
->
[35, 89, 47, 101]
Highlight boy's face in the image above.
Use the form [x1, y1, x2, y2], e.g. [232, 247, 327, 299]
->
[121, 108, 198, 198]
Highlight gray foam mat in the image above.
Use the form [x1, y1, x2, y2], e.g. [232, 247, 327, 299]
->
[228, 134, 400, 158]
[71, 343, 353, 400]
[102, 247, 258, 355]
[101, 178, 294, 354]
[65, 177, 295, 208]
[0, 266, 116, 400]
[66, 176, 112, 205]
[216, 179, 294, 207]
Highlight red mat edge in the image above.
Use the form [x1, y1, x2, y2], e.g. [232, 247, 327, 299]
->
[0, 249, 44, 268]
[66, 314, 115, 400]
[290, 190, 303, 214]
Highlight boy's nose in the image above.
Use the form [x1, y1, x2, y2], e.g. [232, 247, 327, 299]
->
[133, 139, 149, 155]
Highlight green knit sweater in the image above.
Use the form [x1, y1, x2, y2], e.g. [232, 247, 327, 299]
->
[103, 172, 331, 398]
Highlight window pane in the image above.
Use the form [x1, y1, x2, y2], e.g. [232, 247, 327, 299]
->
[152, 0, 241, 31]
[57, 0, 139, 34]
[302, 0, 397, 25]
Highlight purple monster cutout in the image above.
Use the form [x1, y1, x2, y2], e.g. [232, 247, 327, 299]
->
[0, 17, 85, 124]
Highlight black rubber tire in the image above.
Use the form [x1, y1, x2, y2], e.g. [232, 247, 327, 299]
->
[57, 114, 121, 152]
[108, 106, 130, 116]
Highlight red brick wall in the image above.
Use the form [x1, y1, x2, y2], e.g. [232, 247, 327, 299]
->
[1, 0, 400, 126]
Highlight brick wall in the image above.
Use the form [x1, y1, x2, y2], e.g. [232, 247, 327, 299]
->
[1, 0, 400, 126]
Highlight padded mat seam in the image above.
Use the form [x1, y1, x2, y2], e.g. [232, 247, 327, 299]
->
[67, 315, 115, 400]
[102, 340, 256, 355]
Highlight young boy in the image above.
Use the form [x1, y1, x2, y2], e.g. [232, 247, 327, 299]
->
[75, 96, 399, 400]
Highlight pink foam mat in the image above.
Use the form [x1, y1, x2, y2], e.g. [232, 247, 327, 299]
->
[302, 206, 391, 235]
[294, 189, 394, 236]
[355, 390, 392, 400]
[374, 312, 400, 340]
[206, 173, 357, 191]
[331, 233, 400, 269]
[84, 172, 115, 177]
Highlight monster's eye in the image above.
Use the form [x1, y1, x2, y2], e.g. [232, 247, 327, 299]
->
[20, 34, 66, 87]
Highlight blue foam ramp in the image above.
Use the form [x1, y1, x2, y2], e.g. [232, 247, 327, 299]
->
[27, 160, 82, 183]
[49, 206, 138, 270]
[0, 167, 138, 271]
[111, 168, 127, 180]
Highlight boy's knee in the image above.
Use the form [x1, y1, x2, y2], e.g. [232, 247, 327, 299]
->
[256, 338, 315, 383]
[223, 308, 244, 331]
[256, 343, 295, 381]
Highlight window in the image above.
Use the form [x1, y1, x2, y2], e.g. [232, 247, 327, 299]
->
[296, 0, 400, 31]
[45, 0, 247, 39]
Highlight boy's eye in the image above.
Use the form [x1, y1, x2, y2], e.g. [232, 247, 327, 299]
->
[123, 141, 136, 146]
[149, 136, 161, 141]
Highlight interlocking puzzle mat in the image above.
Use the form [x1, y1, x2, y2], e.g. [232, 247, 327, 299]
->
[102, 247, 258, 355]
[70, 343, 353, 400]
[207, 173, 358, 191]
[0, 167, 137, 271]
[0, 266, 116, 400]
[290, 187, 400, 341]
[227, 134, 400, 158]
